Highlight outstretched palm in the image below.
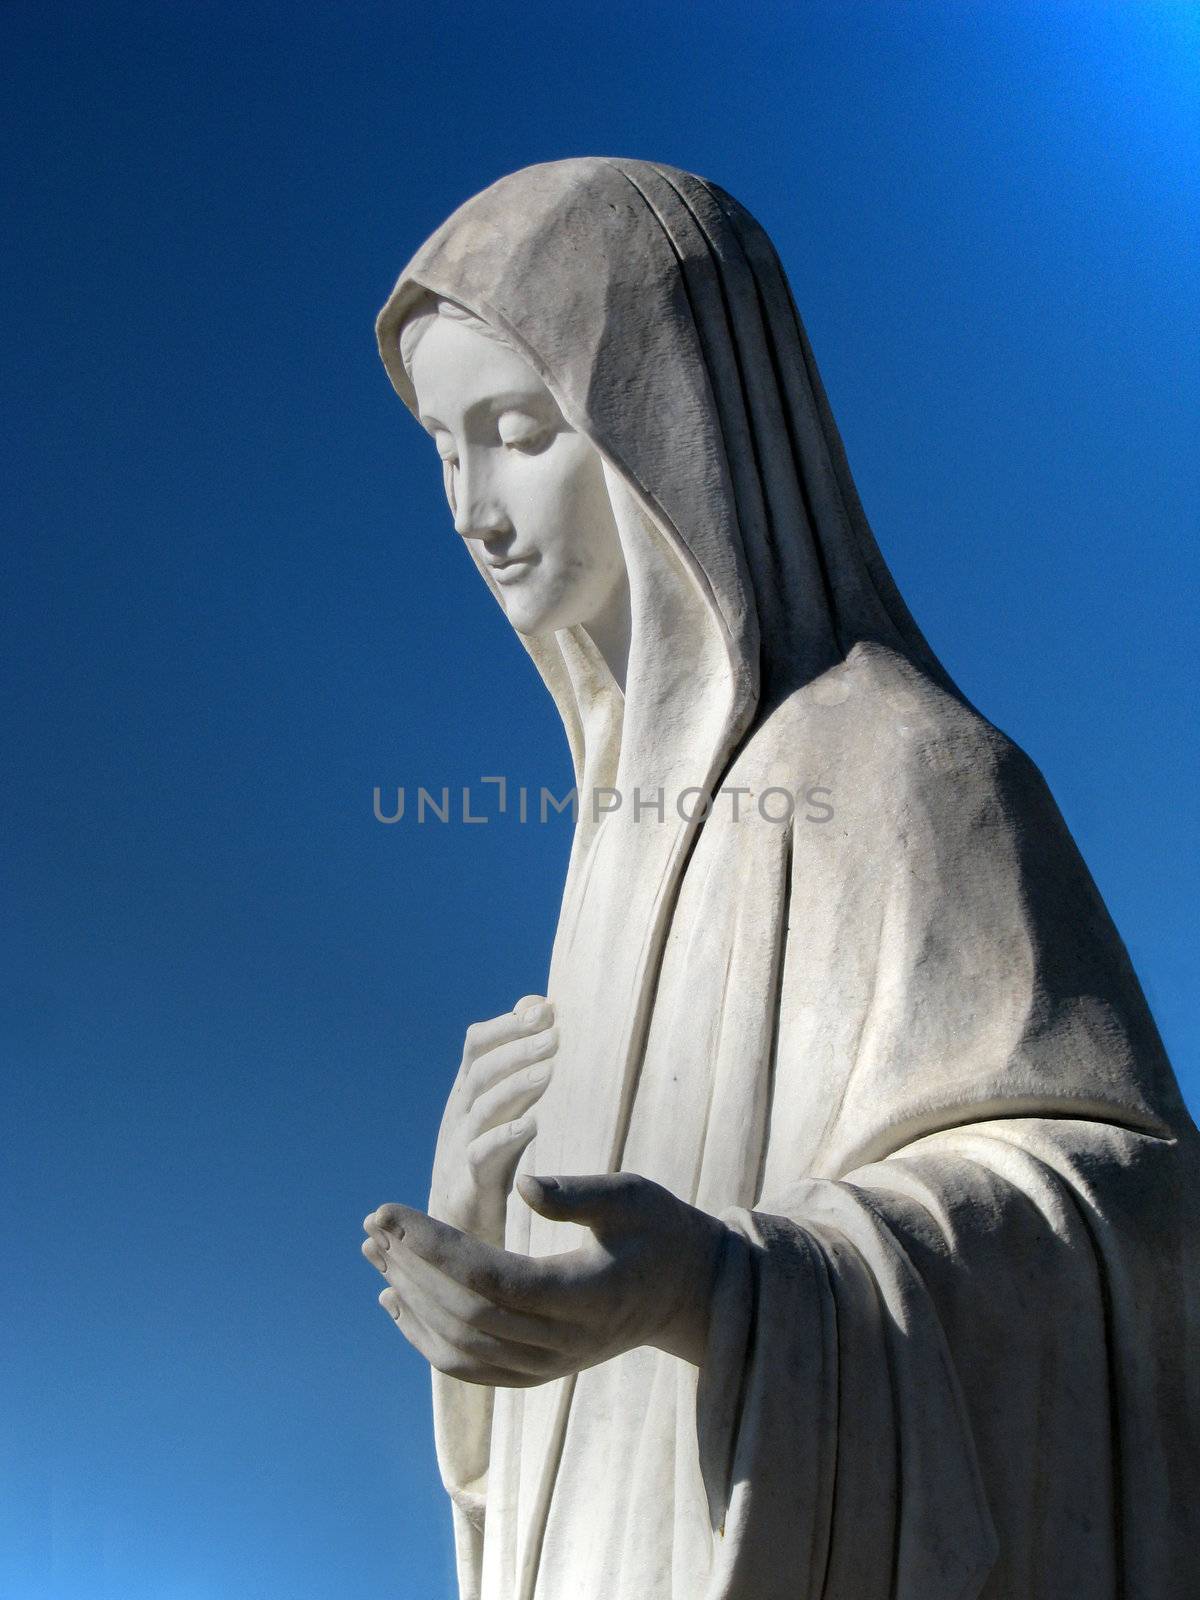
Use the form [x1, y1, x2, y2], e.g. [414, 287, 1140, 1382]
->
[363, 1172, 727, 1385]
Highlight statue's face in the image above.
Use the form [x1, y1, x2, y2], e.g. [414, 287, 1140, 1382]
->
[408, 314, 627, 638]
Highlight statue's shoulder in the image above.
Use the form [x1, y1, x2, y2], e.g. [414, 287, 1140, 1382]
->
[755, 642, 1026, 800]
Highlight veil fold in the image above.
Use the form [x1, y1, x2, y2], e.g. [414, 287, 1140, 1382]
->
[376, 160, 1197, 1600]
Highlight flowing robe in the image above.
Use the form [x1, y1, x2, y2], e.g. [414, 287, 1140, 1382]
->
[376, 159, 1200, 1599]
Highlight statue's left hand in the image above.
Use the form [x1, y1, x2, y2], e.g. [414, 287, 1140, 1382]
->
[361, 1173, 728, 1385]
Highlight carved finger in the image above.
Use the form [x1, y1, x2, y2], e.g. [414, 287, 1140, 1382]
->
[462, 999, 553, 1070]
[379, 1287, 534, 1387]
[467, 1027, 557, 1099]
[386, 1237, 591, 1356]
[383, 1264, 566, 1380]
[469, 1064, 552, 1139]
[467, 1112, 537, 1183]
[517, 1172, 667, 1241]
[367, 1203, 409, 1242]
[390, 1206, 584, 1315]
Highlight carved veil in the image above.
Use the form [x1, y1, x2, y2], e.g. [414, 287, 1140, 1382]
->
[377, 161, 1199, 1600]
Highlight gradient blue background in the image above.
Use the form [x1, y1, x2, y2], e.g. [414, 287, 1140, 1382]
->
[4, 3, 1197, 1596]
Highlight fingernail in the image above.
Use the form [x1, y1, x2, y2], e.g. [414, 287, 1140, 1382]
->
[524, 1002, 552, 1027]
[534, 1175, 559, 1191]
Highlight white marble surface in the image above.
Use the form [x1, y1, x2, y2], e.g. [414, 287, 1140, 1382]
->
[363, 159, 1200, 1600]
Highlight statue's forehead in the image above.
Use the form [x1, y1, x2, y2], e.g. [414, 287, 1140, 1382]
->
[408, 315, 552, 418]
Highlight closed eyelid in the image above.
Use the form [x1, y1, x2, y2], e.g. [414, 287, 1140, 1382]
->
[467, 391, 563, 428]
[498, 411, 551, 439]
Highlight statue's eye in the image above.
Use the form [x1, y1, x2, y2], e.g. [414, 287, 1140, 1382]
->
[498, 413, 553, 454]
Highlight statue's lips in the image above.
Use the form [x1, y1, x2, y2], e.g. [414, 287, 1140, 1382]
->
[488, 556, 536, 585]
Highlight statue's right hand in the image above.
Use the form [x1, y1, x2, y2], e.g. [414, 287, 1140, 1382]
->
[429, 996, 556, 1246]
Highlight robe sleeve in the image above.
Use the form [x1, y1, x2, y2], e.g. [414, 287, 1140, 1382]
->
[695, 1173, 996, 1600]
[692, 728, 1198, 1600]
[695, 1119, 1198, 1600]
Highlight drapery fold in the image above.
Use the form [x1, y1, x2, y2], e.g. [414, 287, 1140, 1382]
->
[377, 160, 1199, 1600]
[698, 1190, 997, 1600]
[709, 1114, 1198, 1600]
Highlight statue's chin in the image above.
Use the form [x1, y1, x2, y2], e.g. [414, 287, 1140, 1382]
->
[503, 587, 603, 641]
[503, 600, 562, 639]
[507, 614, 550, 639]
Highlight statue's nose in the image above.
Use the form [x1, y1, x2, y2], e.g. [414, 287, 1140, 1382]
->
[452, 457, 509, 540]
[453, 501, 508, 540]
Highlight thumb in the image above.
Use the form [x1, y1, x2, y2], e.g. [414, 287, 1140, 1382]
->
[516, 1171, 658, 1235]
[514, 993, 550, 1020]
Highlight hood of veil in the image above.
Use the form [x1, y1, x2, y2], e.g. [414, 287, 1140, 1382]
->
[377, 158, 955, 818]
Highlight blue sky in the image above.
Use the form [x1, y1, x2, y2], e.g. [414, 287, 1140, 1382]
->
[3, 3, 1197, 1596]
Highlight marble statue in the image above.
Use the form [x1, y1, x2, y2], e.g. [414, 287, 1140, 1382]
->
[361, 159, 1200, 1600]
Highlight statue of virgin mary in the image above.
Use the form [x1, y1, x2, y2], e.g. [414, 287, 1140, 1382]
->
[363, 159, 1199, 1600]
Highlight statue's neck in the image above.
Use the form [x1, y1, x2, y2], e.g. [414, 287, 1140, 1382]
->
[582, 570, 632, 696]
